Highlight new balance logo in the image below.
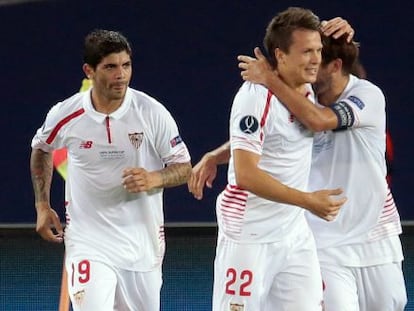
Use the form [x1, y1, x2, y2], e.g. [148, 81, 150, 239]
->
[79, 141, 93, 149]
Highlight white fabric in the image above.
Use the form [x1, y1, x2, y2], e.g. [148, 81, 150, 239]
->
[213, 228, 323, 311]
[32, 87, 190, 271]
[306, 75, 406, 310]
[307, 75, 403, 260]
[321, 261, 407, 311]
[66, 258, 162, 311]
[213, 81, 321, 310]
[317, 235, 403, 267]
[217, 82, 314, 243]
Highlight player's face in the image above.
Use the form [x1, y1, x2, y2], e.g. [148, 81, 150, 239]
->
[277, 29, 322, 87]
[90, 51, 132, 101]
[313, 63, 333, 102]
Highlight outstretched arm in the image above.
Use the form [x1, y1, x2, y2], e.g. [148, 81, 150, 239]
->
[188, 141, 230, 200]
[30, 148, 63, 243]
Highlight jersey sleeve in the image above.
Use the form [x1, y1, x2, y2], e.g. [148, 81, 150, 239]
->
[330, 81, 385, 130]
[149, 103, 191, 166]
[230, 82, 268, 155]
[31, 102, 66, 152]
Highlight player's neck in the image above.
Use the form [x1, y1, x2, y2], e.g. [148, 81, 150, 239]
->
[279, 75, 309, 96]
[90, 91, 124, 115]
[318, 74, 349, 106]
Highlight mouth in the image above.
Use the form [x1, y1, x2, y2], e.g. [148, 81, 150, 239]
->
[112, 83, 127, 91]
[306, 68, 318, 75]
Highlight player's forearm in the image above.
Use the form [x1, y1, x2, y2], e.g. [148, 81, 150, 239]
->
[159, 162, 192, 188]
[234, 149, 310, 207]
[265, 72, 336, 132]
[235, 165, 309, 207]
[205, 141, 231, 165]
[30, 148, 53, 206]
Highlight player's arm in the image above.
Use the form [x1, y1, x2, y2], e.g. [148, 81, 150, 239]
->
[122, 162, 192, 192]
[30, 148, 63, 242]
[159, 162, 192, 187]
[238, 48, 338, 132]
[237, 17, 355, 132]
[123, 103, 193, 192]
[188, 141, 230, 200]
[234, 149, 346, 221]
[320, 17, 354, 42]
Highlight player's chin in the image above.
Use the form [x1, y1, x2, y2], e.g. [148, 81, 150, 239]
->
[110, 89, 127, 100]
[304, 74, 317, 84]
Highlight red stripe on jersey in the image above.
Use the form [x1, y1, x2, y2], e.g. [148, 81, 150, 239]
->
[221, 198, 246, 211]
[105, 116, 112, 144]
[259, 91, 273, 142]
[381, 190, 397, 216]
[219, 184, 248, 237]
[368, 189, 402, 241]
[159, 226, 165, 241]
[46, 108, 85, 144]
[260, 91, 273, 127]
[224, 186, 248, 200]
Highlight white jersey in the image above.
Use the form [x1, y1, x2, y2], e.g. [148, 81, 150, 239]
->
[306, 75, 403, 265]
[216, 82, 314, 243]
[32, 87, 191, 271]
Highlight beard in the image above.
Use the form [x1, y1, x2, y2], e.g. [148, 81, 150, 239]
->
[313, 75, 332, 97]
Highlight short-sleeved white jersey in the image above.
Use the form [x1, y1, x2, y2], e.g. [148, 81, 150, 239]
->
[307, 75, 402, 254]
[31, 87, 191, 271]
[216, 82, 314, 243]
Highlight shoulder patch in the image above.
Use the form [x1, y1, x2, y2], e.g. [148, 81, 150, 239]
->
[170, 135, 183, 147]
[348, 95, 365, 110]
[239, 115, 259, 134]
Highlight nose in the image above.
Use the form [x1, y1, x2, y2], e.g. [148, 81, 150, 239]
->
[312, 50, 322, 64]
[115, 66, 126, 79]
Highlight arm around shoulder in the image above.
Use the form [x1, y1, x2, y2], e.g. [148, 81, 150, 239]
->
[263, 73, 339, 132]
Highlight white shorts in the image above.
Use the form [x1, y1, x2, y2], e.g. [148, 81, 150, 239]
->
[321, 261, 407, 311]
[212, 229, 323, 311]
[65, 257, 162, 311]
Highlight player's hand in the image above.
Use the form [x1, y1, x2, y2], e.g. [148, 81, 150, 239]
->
[35, 204, 64, 243]
[237, 47, 275, 85]
[188, 153, 218, 200]
[306, 188, 347, 221]
[321, 17, 355, 42]
[122, 167, 161, 192]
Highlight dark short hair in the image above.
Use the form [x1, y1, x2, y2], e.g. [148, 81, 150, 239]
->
[83, 29, 132, 69]
[264, 7, 320, 68]
[321, 35, 359, 75]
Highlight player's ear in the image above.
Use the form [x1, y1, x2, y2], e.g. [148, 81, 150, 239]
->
[332, 58, 342, 73]
[82, 63, 94, 79]
[275, 48, 285, 65]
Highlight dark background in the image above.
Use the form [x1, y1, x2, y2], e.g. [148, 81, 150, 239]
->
[0, 0, 412, 224]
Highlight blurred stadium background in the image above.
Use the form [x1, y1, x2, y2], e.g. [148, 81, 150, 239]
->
[1, 0, 413, 310]
[1, 226, 414, 310]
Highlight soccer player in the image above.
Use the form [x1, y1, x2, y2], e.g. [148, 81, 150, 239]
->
[237, 34, 407, 311]
[30, 29, 191, 311]
[239, 37, 407, 311]
[207, 7, 347, 311]
[193, 26, 406, 311]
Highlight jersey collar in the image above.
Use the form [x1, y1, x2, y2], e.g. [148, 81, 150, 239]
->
[82, 87, 133, 123]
